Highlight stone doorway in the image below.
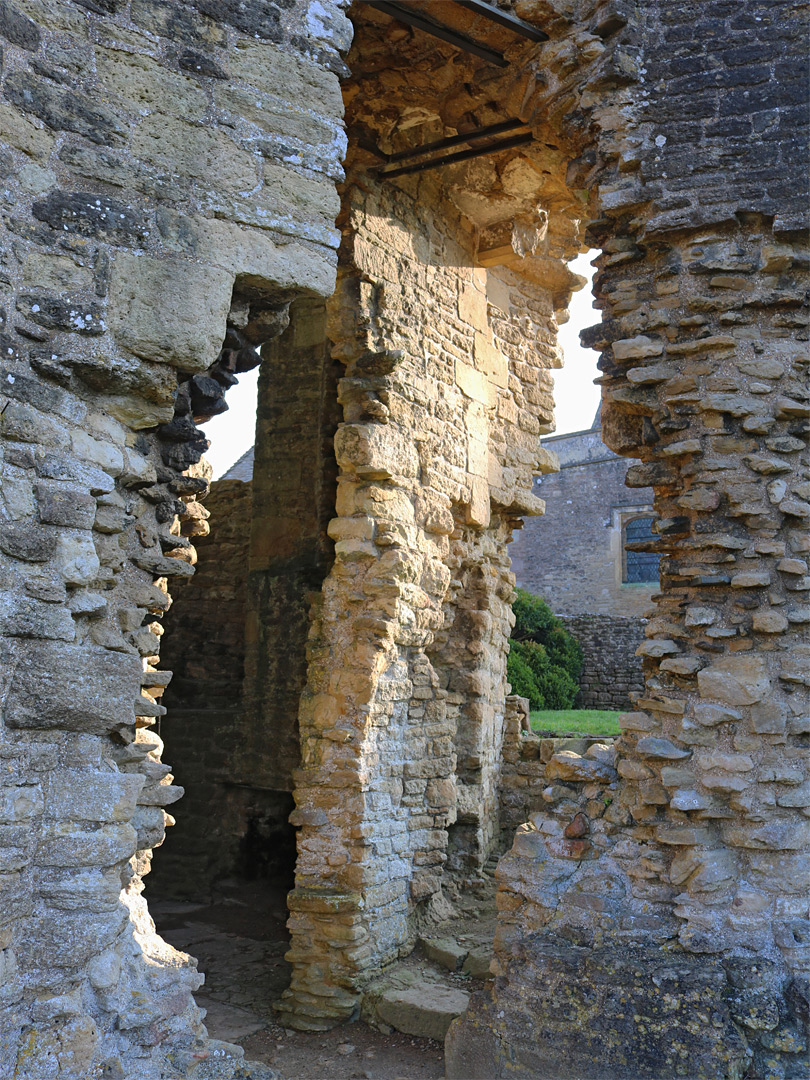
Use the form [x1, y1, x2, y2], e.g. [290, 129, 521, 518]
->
[146, 297, 341, 999]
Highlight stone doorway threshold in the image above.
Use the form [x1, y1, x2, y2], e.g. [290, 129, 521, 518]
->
[149, 874, 497, 1079]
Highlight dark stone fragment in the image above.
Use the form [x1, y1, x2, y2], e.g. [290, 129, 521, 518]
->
[655, 516, 690, 536]
[157, 415, 200, 443]
[5, 641, 142, 736]
[160, 432, 209, 472]
[189, 373, 227, 422]
[175, 48, 227, 79]
[25, 577, 66, 603]
[3, 72, 126, 145]
[35, 483, 96, 529]
[131, 0, 226, 45]
[0, 0, 40, 50]
[5, 444, 35, 468]
[168, 475, 208, 496]
[0, 333, 25, 362]
[74, 0, 125, 12]
[15, 321, 50, 343]
[0, 522, 57, 561]
[155, 498, 185, 524]
[173, 384, 192, 416]
[194, 0, 283, 41]
[32, 190, 149, 244]
[17, 295, 106, 336]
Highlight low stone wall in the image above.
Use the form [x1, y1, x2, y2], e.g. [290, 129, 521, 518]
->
[498, 696, 618, 850]
[560, 614, 646, 711]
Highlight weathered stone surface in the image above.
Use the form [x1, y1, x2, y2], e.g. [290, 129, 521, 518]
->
[5, 642, 141, 735]
[376, 982, 470, 1041]
[109, 254, 233, 373]
[696, 655, 771, 706]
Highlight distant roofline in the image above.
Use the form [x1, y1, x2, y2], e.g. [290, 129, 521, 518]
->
[541, 423, 600, 444]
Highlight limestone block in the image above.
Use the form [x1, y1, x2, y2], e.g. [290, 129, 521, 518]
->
[22, 251, 95, 293]
[37, 822, 138, 867]
[95, 47, 207, 120]
[459, 285, 488, 332]
[545, 751, 616, 783]
[780, 648, 810, 686]
[55, 531, 100, 586]
[456, 358, 494, 405]
[132, 114, 258, 191]
[39, 867, 126, 913]
[421, 937, 468, 971]
[0, 102, 55, 160]
[612, 336, 663, 361]
[157, 210, 338, 298]
[71, 430, 123, 478]
[376, 983, 470, 1040]
[46, 769, 144, 823]
[2, 402, 69, 449]
[4, 642, 141, 736]
[635, 737, 690, 761]
[697, 655, 770, 706]
[474, 332, 508, 389]
[2, 594, 75, 641]
[109, 253, 233, 373]
[228, 38, 344, 116]
[466, 476, 491, 528]
[0, 784, 43, 823]
[334, 423, 419, 480]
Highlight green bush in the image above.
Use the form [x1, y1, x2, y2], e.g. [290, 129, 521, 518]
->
[506, 589, 583, 710]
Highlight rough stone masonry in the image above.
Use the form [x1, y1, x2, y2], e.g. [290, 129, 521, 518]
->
[0, 1, 807, 1079]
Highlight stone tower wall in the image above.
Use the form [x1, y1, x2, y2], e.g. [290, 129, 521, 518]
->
[561, 613, 646, 711]
[448, 1, 810, 1078]
[0, 1, 351, 1076]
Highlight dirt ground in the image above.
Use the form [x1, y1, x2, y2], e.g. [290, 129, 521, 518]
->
[150, 882, 447, 1080]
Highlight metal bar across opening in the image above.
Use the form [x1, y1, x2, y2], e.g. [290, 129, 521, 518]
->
[378, 130, 534, 178]
[453, 0, 549, 41]
[384, 118, 528, 164]
[363, 0, 508, 66]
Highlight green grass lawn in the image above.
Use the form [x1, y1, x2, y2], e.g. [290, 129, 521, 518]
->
[530, 709, 621, 737]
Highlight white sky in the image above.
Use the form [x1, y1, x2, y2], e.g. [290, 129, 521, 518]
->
[202, 252, 600, 479]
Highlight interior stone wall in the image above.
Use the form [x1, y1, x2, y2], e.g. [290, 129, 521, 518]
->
[237, 297, 342, 796]
[278, 162, 572, 1027]
[148, 478, 254, 898]
[0, 1, 351, 1075]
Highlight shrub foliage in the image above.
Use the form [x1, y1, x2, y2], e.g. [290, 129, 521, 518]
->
[506, 588, 583, 710]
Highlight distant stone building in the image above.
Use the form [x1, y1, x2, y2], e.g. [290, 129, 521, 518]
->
[510, 408, 658, 709]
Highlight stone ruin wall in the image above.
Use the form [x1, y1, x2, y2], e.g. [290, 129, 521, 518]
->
[448, 1, 810, 1078]
[0, 0, 808, 1077]
[561, 612, 646, 710]
[277, 136, 575, 1025]
[0, 0, 351, 1076]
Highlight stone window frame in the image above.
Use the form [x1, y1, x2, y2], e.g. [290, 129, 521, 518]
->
[610, 505, 660, 588]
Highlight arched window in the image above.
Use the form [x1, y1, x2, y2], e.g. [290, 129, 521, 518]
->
[623, 515, 660, 584]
